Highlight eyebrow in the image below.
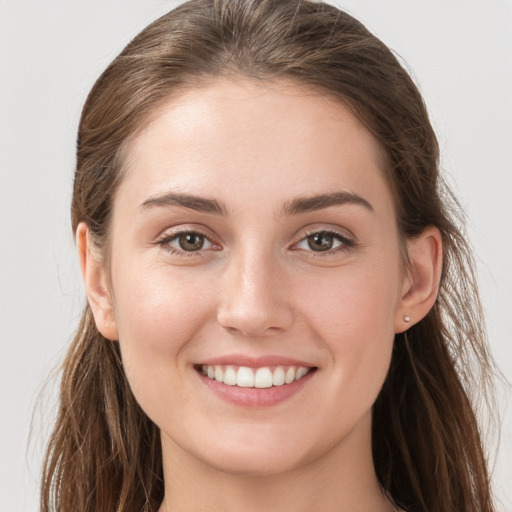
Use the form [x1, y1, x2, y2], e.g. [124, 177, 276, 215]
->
[139, 190, 373, 216]
[281, 191, 374, 215]
[140, 192, 229, 215]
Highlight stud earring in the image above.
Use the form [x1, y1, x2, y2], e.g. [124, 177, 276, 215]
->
[403, 315, 411, 323]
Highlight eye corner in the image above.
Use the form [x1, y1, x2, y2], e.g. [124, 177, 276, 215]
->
[156, 227, 222, 256]
[290, 228, 356, 254]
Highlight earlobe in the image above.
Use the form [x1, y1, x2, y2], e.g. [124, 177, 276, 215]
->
[76, 222, 119, 341]
[395, 226, 443, 333]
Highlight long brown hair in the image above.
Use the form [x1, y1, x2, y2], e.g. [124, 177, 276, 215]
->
[41, 1, 497, 511]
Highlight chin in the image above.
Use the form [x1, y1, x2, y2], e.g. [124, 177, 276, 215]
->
[199, 447, 308, 477]
[179, 424, 332, 478]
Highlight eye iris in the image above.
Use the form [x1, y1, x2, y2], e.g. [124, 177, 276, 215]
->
[179, 233, 204, 251]
[308, 232, 334, 251]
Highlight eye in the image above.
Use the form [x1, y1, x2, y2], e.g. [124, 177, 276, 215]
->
[175, 232, 208, 251]
[294, 230, 354, 253]
[158, 230, 216, 253]
[306, 232, 336, 251]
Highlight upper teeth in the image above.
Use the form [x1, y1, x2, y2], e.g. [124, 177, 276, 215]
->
[201, 365, 311, 388]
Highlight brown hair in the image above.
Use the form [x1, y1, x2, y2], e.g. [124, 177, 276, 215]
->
[41, 1, 497, 511]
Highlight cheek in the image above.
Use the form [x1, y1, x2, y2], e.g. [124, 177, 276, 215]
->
[111, 265, 213, 400]
[302, 259, 400, 339]
[297, 258, 400, 400]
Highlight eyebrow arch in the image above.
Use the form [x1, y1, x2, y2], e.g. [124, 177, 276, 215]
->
[140, 192, 229, 215]
[282, 191, 374, 215]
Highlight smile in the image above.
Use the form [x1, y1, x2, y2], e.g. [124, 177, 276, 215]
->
[195, 356, 317, 407]
[200, 364, 313, 388]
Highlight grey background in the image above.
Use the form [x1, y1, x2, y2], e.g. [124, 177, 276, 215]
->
[1, 1, 511, 510]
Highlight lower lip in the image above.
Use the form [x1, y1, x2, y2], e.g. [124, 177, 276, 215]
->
[196, 369, 316, 408]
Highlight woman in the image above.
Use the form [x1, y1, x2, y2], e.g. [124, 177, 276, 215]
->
[41, 1, 497, 511]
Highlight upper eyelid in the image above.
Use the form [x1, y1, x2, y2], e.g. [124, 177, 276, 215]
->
[155, 226, 355, 248]
[157, 230, 218, 255]
[301, 228, 352, 239]
[155, 231, 213, 253]
[293, 231, 354, 250]
[293, 226, 355, 244]
[156, 225, 216, 242]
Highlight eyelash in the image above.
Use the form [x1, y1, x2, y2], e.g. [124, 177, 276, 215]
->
[293, 229, 356, 257]
[156, 229, 217, 257]
[156, 228, 356, 257]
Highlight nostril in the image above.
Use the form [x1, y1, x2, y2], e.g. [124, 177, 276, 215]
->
[222, 324, 283, 338]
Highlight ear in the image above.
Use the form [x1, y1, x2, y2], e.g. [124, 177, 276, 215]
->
[76, 222, 119, 340]
[395, 226, 443, 333]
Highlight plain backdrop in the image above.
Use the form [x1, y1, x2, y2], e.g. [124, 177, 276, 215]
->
[1, 1, 511, 511]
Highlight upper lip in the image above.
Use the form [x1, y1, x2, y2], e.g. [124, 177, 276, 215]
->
[197, 354, 316, 368]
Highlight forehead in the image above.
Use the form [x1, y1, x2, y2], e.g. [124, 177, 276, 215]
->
[116, 78, 393, 217]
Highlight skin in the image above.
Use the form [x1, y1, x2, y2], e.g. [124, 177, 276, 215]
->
[78, 79, 442, 512]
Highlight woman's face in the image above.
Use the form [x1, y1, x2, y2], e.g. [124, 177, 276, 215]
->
[101, 79, 410, 475]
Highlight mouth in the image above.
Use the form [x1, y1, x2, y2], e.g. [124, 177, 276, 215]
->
[194, 360, 317, 407]
[196, 364, 315, 388]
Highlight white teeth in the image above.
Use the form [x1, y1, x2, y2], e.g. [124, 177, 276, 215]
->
[254, 367, 273, 388]
[272, 366, 285, 386]
[223, 365, 237, 386]
[285, 367, 295, 384]
[295, 367, 308, 380]
[236, 366, 255, 387]
[201, 364, 312, 388]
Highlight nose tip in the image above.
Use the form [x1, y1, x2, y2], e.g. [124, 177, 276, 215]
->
[218, 314, 282, 338]
[216, 258, 293, 337]
[217, 289, 289, 337]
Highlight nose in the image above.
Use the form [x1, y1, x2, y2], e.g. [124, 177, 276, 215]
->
[216, 248, 294, 337]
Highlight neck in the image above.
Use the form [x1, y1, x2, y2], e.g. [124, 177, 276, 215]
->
[158, 413, 396, 512]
